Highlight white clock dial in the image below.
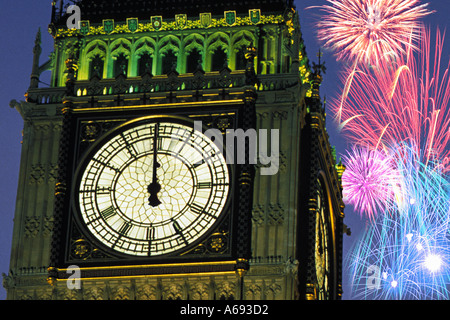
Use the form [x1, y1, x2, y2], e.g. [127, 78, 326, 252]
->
[77, 119, 230, 256]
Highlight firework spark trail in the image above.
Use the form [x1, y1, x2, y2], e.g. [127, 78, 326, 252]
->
[349, 216, 450, 299]
[346, 146, 450, 299]
[332, 28, 450, 172]
[310, 0, 432, 66]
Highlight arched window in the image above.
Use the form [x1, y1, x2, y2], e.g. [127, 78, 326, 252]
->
[206, 32, 230, 72]
[113, 53, 129, 77]
[186, 48, 202, 73]
[83, 41, 107, 80]
[211, 47, 228, 71]
[110, 39, 131, 78]
[235, 47, 247, 70]
[134, 37, 156, 77]
[231, 31, 255, 71]
[184, 33, 204, 73]
[162, 49, 177, 74]
[138, 53, 153, 76]
[89, 54, 104, 79]
[158, 36, 180, 75]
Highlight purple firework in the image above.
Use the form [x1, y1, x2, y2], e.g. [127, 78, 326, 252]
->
[342, 146, 400, 220]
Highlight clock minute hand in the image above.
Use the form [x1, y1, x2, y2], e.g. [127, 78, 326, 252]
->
[148, 123, 162, 207]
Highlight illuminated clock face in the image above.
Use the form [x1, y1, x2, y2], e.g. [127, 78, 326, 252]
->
[315, 187, 330, 300]
[76, 119, 230, 256]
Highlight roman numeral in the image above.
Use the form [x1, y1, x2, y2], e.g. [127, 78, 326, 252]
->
[121, 133, 138, 158]
[196, 181, 212, 189]
[96, 186, 112, 194]
[118, 222, 132, 236]
[93, 158, 120, 172]
[190, 160, 204, 169]
[157, 137, 163, 150]
[146, 227, 155, 240]
[172, 220, 187, 245]
[189, 202, 217, 218]
[172, 220, 182, 234]
[189, 202, 205, 215]
[101, 206, 117, 220]
[79, 186, 112, 194]
[195, 181, 229, 189]
[147, 227, 154, 256]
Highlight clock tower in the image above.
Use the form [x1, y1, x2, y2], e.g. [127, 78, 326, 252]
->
[4, 0, 345, 300]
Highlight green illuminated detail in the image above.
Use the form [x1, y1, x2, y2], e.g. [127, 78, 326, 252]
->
[45, 9, 312, 93]
[53, 14, 284, 38]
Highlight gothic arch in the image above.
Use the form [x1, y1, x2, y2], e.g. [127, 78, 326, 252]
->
[231, 30, 256, 70]
[85, 40, 108, 60]
[157, 35, 181, 74]
[134, 37, 156, 76]
[206, 32, 230, 54]
[231, 30, 255, 52]
[134, 37, 156, 57]
[108, 39, 132, 77]
[158, 35, 181, 56]
[110, 38, 132, 59]
[206, 32, 230, 71]
[81, 40, 108, 80]
[183, 33, 205, 73]
[184, 33, 204, 53]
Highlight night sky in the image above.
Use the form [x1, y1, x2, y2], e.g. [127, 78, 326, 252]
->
[0, 0, 449, 300]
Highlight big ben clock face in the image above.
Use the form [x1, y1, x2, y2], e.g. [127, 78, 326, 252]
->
[75, 117, 230, 257]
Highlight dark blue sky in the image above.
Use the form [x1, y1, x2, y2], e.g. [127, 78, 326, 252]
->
[0, 0, 449, 300]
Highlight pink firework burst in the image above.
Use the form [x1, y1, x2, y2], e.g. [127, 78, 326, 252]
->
[332, 28, 450, 171]
[312, 0, 432, 65]
[341, 146, 399, 220]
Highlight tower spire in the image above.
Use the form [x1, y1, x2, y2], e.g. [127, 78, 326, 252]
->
[311, 49, 326, 100]
[59, 0, 64, 20]
[29, 28, 42, 89]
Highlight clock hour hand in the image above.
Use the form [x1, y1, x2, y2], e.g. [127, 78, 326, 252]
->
[148, 123, 161, 207]
[148, 181, 161, 207]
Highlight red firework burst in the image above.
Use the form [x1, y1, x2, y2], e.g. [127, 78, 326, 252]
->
[331, 28, 450, 171]
[312, 0, 432, 65]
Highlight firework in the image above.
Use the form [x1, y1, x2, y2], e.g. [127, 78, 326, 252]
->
[347, 148, 450, 299]
[348, 214, 450, 300]
[341, 146, 400, 220]
[311, 0, 432, 65]
[332, 28, 450, 172]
